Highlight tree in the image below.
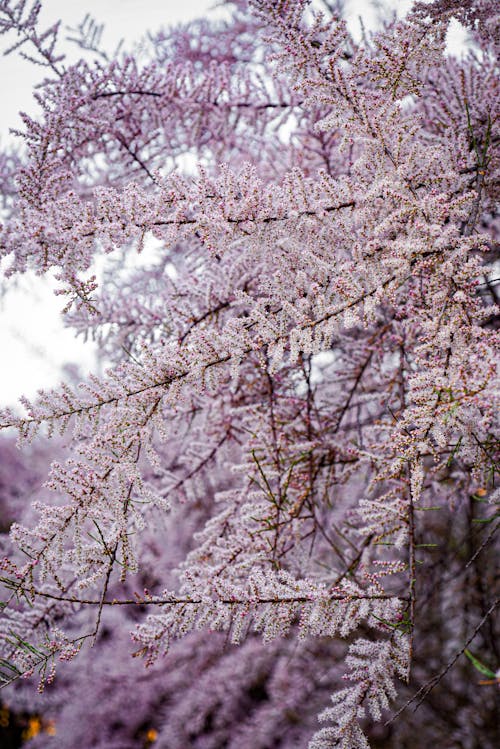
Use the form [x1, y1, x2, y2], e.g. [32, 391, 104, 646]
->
[0, 0, 498, 747]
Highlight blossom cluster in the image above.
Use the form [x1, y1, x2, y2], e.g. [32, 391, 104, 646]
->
[0, 1, 498, 747]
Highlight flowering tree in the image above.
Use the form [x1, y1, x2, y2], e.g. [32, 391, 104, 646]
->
[0, 0, 499, 747]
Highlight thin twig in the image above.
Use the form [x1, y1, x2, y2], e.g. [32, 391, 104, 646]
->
[386, 598, 499, 725]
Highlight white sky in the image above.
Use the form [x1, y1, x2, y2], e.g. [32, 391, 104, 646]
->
[0, 0, 224, 140]
[0, 1, 216, 408]
[0, 1, 467, 409]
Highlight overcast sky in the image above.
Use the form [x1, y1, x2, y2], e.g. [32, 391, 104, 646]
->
[0, 0, 225, 141]
[0, 1, 465, 409]
[0, 1, 217, 408]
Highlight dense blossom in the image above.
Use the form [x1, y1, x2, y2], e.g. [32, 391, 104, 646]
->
[0, 1, 498, 747]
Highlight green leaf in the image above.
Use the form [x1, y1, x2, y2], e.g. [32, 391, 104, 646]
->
[0, 658, 21, 675]
[464, 649, 496, 678]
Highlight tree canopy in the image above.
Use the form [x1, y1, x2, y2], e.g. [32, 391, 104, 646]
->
[0, 1, 498, 747]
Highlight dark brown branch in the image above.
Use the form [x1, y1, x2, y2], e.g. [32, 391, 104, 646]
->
[17, 589, 405, 607]
[386, 597, 500, 725]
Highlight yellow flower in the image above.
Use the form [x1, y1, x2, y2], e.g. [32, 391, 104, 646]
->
[145, 727, 158, 744]
[23, 716, 42, 740]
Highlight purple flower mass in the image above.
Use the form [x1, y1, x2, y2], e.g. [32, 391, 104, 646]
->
[0, 1, 498, 747]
